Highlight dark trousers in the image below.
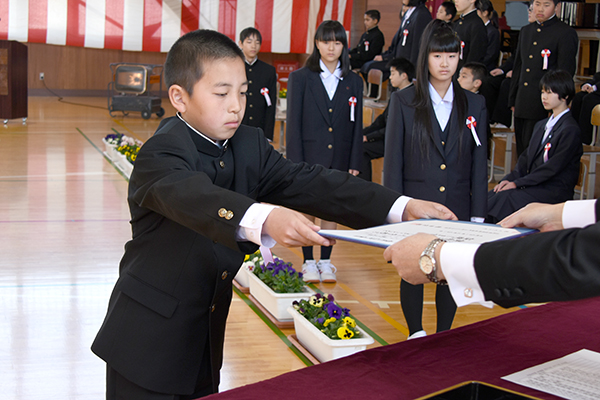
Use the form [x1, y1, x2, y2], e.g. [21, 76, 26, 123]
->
[107, 366, 214, 400]
[360, 60, 391, 82]
[514, 117, 540, 157]
[357, 139, 385, 181]
[480, 75, 512, 127]
[570, 90, 600, 145]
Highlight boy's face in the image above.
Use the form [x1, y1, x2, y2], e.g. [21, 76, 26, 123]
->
[364, 14, 378, 30]
[454, 0, 475, 15]
[436, 6, 452, 22]
[239, 35, 261, 61]
[541, 89, 564, 111]
[389, 67, 408, 89]
[458, 67, 479, 93]
[532, 0, 556, 23]
[174, 58, 248, 142]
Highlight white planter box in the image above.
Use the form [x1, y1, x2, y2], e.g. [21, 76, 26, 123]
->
[287, 306, 374, 363]
[248, 271, 313, 321]
[102, 138, 119, 161]
[234, 263, 252, 288]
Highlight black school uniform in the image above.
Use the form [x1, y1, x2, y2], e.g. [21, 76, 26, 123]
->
[242, 59, 277, 140]
[349, 26, 385, 69]
[452, 9, 488, 73]
[508, 15, 578, 154]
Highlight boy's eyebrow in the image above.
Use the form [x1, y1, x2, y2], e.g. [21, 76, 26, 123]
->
[213, 80, 249, 88]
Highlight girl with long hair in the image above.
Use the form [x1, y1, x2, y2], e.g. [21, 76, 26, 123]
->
[383, 19, 488, 339]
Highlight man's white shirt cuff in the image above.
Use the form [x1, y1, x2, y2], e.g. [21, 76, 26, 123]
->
[563, 200, 596, 229]
[386, 195, 411, 223]
[237, 203, 278, 247]
[440, 242, 494, 308]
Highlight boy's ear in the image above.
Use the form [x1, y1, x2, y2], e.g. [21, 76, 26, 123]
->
[474, 79, 482, 89]
[169, 85, 188, 114]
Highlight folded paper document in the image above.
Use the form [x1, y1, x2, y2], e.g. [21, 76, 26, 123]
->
[319, 219, 535, 248]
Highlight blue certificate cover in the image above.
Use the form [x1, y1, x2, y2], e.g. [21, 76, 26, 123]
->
[319, 219, 536, 249]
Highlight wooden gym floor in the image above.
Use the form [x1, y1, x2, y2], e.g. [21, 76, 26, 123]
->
[0, 97, 521, 399]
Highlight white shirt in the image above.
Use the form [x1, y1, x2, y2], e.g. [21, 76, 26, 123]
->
[429, 82, 453, 131]
[542, 109, 569, 144]
[442, 199, 598, 307]
[401, 7, 416, 28]
[319, 59, 342, 100]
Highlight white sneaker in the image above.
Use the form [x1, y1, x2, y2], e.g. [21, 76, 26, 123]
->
[317, 260, 337, 283]
[407, 330, 427, 340]
[301, 260, 320, 283]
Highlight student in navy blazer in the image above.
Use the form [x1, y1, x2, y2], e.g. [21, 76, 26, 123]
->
[487, 70, 582, 222]
[384, 20, 487, 339]
[286, 21, 364, 282]
[361, 0, 431, 81]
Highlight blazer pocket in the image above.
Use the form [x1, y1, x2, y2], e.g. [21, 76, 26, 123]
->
[116, 272, 180, 319]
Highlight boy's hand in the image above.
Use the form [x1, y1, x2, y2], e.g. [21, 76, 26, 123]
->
[263, 208, 335, 247]
[499, 202, 564, 232]
[403, 199, 458, 221]
[493, 180, 516, 192]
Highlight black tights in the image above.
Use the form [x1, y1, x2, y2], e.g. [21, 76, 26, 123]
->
[400, 279, 457, 335]
[302, 246, 332, 262]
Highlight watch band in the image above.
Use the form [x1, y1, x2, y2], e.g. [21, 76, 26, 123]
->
[422, 238, 448, 285]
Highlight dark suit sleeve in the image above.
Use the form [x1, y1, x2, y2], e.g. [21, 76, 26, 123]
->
[483, 26, 500, 69]
[363, 105, 388, 140]
[503, 120, 545, 182]
[557, 27, 579, 77]
[410, 9, 432, 66]
[349, 73, 364, 171]
[263, 67, 277, 141]
[383, 92, 406, 194]
[466, 19, 488, 63]
[370, 30, 385, 59]
[285, 71, 304, 163]
[508, 33, 523, 108]
[475, 200, 600, 307]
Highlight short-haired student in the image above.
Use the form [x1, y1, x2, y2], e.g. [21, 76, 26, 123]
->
[91, 29, 457, 400]
[238, 27, 277, 141]
[487, 70, 583, 222]
[384, 20, 488, 340]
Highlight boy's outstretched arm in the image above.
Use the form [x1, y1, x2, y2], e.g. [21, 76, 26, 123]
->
[263, 207, 335, 247]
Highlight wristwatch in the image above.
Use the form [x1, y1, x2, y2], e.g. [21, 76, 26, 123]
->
[419, 238, 448, 285]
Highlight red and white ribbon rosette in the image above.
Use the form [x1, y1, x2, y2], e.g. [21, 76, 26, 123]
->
[260, 87, 272, 106]
[364, 40, 370, 51]
[541, 49, 551, 70]
[402, 29, 409, 46]
[349, 96, 357, 122]
[543, 142, 552, 163]
[466, 116, 481, 146]
[460, 41, 465, 60]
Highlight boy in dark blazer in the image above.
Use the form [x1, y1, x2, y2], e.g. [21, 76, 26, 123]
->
[569, 71, 600, 145]
[487, 70, 582, 222]
[508, 0, 578, 156]
[349, 10, 385, 70]
[239, 27, 277, 141]
[91, 29, 456, 399]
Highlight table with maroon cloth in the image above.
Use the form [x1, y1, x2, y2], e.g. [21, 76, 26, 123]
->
[207, 297, 600, 400]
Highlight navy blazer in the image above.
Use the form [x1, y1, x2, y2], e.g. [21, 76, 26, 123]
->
[383, 84, 488, 221]
[383, 4, 432, 66]
[477, 200, 600, 307]
[91, 117, 400, 395]
[488, 111, 583, 220]
[286, 67, 364, 172]
[452, 9, 488, 72]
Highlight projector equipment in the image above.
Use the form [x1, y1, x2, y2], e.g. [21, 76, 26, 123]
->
[108, 63, 165, 120]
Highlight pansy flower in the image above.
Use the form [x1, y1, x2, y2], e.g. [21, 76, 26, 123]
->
[337, 327, 355, 339]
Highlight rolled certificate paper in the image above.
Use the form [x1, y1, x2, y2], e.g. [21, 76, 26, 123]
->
[466, 116, 481, 146]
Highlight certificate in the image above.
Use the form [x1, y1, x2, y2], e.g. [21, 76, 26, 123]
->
[319, 219, 535, 248]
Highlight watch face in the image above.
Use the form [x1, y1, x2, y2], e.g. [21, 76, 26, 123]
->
[419, 255, 433, 274]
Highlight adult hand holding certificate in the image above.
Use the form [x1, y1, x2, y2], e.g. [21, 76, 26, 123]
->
[319, 219, 535, 248]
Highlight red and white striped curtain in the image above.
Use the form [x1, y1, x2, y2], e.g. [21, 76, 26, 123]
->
[0, 0, 353, 54]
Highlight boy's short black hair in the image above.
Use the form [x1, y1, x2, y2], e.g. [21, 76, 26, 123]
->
[540, 69, 575, 103]
[164, 29, 244, 95]
[387, 57, 415, 81]
[462, 62, 488, 83]
[406, 0, 426, 6]
[440, 1, 457, 19]
[240, 27, 262, 43]
[365, 9, 381, 22]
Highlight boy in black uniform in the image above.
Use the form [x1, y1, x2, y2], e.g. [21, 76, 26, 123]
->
[452, 0, 488, 75]
[349, 10, 385, 70]
[509, 0, 578, 156]
[239, 27, 277, 141]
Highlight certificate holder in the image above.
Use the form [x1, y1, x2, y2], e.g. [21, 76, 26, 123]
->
[318, 219, 536, 248]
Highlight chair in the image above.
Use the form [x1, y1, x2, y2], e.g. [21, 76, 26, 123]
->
[364, 69, 383, 101]
[590, 104, 600, 146]
[576, 160, 588, 200]
[488, 138, 496, 183]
